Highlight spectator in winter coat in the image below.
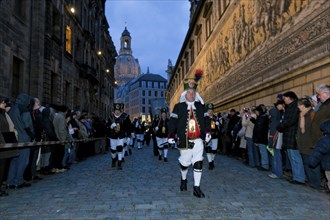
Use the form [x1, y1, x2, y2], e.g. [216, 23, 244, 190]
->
[311, 84, 330, 145]
[268, 100, 285, 179]
[6, 93, 35, 188]
[251, 105, 269, 171]
[242, 108, 258, 168]
[52, 105, 68, 173]
[297, 98, 321, 189]
[0, 96, 19, 196]
[309, 119, 330, 192]
[277, 91, 305, 185]
[39, 106, 57, 175]
[24, 97, 43, 181]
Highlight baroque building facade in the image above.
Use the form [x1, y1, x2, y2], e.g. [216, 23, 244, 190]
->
[0, 0, 117, 118]
[167, 0, 330, 112]
[115, 69, 167, 122]
[128, 70, 167, 121]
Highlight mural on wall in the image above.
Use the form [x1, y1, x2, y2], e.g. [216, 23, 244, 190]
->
[198, 0, 327, 97]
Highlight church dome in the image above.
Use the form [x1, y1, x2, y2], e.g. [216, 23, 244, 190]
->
[114, 27, 141, 85]
[116, 54, 139, 67]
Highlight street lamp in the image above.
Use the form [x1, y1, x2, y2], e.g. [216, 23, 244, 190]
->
[70, 7, 75, 13]
[97, 50, 102, 56]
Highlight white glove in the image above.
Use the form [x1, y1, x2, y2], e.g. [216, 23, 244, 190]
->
[126, 137, 131, 144]
[168, 138, 175, 144]
[215, 121, 219, 126]
[111, 123, 117, 129]
[205, 133, 211, 143]
[131, 133, 135, 139]
[69, 128, 75, 135]
[155, 126, 159, 131]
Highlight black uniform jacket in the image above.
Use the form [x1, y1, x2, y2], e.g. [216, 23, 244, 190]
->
[205, 115, 220, 139]
[155, 118, 169, 138]
[108, 113, 131, 139]
[168, 101, 210, 149]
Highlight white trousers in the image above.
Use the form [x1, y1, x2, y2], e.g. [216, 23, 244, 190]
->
[179, 138, 204, 167]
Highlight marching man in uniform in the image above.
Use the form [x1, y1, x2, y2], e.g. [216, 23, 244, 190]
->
[120, 103, 132, 158]
[155, 107, 170, 162]
[134, 116, 145, 149]
[168, 70, 211, 198]
[204, 103, 221, 170]
[108, 103, 131, 170]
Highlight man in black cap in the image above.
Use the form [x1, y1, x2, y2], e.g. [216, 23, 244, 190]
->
[277, 91, 305, 184]
[204, 103, 221, 170]
[108, 103, 131, 170]
[155, 107, 170, 162]
[168, 70, 211, 198]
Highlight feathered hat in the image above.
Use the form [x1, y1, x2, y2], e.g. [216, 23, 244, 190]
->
[183, 69, 203, 91]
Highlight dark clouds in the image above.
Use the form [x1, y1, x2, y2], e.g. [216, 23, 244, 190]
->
[105, 0, 190, 79]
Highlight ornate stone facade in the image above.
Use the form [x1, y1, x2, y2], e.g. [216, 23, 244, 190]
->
[0, 0, 117, 118]
[168, 0, 330, 112]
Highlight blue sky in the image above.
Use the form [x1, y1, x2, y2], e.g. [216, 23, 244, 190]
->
[105, 0, 190, 80]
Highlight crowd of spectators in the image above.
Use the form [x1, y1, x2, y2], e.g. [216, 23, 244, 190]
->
[0, 93, 108, 196]
[213, 83, 330, 193]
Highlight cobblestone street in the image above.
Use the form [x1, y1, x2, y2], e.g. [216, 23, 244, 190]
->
[1, 143, 329, 220]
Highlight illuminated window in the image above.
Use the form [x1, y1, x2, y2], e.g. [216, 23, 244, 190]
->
[66, 25, 72, 54]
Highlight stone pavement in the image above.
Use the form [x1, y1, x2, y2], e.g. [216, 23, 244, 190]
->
[1, 144, 329, 220]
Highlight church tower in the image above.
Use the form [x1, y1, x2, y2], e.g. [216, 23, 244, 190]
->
[114, 27, 141, 85]
[119, 27, 132, 55]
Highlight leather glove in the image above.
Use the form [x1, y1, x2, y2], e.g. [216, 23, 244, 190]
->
[205, 133, 211, 143]
[168, 138, 175, 144]
[110, 123, 116, 129]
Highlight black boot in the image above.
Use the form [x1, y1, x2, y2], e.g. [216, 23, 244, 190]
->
[129, 149, 132, 155]
[111, 158, 117, 167]
[158, 155, 162, 160]
[208, 162, 213, 170]
[180, 179, 187, 191]
[117, 160, 122, 170]
[209, 161, 214, 170]
[124, 151, 128, 156]
[164, 157, 168, 162]
[193, 186, 205, 198]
